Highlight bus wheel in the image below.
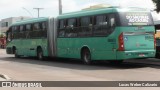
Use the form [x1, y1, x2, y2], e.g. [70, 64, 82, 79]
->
[37, 48, 44, 60]
[82, 49, 92, 65]
[14, 49, 20, 58]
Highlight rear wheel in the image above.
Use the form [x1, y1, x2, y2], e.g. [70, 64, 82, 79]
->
[81, 49, 92, 65]
[37, 48, 44, 60]
[13, 48, 20, 58]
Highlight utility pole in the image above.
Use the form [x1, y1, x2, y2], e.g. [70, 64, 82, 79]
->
[33, 8, 44, 18]
[59, 0, 62, 15]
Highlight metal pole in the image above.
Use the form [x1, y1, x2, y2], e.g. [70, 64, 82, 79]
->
[59, 0, 62, 15]
[33, 8, 44, 18]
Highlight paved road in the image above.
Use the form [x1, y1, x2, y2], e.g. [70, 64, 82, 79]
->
[0, 49, 160, 90]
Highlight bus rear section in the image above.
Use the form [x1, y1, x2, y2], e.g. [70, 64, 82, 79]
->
[116, 11, 156, 60]
[117, 30, 155, 60]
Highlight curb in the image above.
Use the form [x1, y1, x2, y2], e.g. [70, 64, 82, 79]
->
[0, 74, 11, 80]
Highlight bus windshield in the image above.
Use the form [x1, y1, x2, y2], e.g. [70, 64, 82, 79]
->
[118, 12, 154, 26]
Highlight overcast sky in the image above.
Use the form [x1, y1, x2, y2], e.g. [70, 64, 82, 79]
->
[0, 0, 157, 20]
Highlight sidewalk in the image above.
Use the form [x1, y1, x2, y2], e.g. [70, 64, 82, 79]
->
[0, 49, 6, 55]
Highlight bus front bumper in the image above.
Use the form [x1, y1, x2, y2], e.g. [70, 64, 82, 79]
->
[116, 50, 156, 60]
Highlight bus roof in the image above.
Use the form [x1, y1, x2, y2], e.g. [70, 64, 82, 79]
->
[11, 17, 49, 26]
[58, 7, 150, 19]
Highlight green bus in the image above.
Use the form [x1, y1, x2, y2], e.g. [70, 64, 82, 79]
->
[6, 7, 156, 64]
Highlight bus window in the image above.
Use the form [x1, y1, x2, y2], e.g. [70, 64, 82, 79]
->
[81, 17, 92, 26]
[12, 26, 20, 39]
[33, 23, 40, 30]
[108, 14, 116, 34]
[26, 24, 32, 31]
[12, 26, 15, 32]
[15, 26, 20, 32]
[58, 20, 65, 37]
[110, 18, 115, 27]
[79, 17, 92, 37]
[59, 20, 65, 29]
[41, 22, 47, 31]
[20, 25, 24, 32]
[66, 18, 77, 37]
[93, 15, 109, 36]
[7, 28, 12, 42]
[40, 22, 47, 37]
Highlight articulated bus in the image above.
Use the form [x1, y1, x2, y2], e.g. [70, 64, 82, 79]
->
[6, 7, 156, 64]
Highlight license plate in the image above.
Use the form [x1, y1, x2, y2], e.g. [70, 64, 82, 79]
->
[139, 54, 145, 57]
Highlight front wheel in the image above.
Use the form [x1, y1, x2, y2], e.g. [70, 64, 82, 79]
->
[37, 48, 44, 60]
[81, 49, 92, 65]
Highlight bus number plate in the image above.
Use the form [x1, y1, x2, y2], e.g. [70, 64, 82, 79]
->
[139, 54, 145, 57]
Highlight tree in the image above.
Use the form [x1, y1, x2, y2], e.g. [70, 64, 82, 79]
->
[0, 33, 5, 38]
[0, 34, 4, 38]
[153, 0, 160, 12]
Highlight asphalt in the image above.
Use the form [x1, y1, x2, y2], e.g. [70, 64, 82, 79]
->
[0, 49, 160, 90]
[0, 49, 7, 81]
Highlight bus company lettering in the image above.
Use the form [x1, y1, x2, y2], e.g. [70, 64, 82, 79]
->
[11, 82, 42, 87]
[126, 15, 149, 23]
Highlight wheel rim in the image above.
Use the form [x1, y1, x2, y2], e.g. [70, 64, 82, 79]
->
[38, 50, 43, 60]
[84, 51, 91, 63]
[14, 49, 17, 57]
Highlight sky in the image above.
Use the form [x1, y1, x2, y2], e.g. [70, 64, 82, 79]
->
[0, 0, 158, 20]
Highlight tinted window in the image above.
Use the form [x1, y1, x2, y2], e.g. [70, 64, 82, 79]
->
[67, 19, 77, 27]
[59, 20, 65, 29]
[81, 17, 91, 26]
[20, 26, 24, 32]
[93, 14, 116, 36]
[41, 22, 47, 30]
[78, 17, 92, 37]
[58, 20, 66, 37]
[93, 15, 109, 36]
[65, 19, 78, 37]
[26, 24, 32, 31]
[95, 15, 108, 25]
[33, 23, 40, 30]
[15, 26, 20, 32]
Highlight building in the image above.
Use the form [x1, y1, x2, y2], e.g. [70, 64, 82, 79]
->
[155, 20, 160, 38]
[0, 16, 31, 34]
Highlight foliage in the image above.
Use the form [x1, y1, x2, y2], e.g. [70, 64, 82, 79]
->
[0, 33, 5, 38]
[153, 0, 160, 12]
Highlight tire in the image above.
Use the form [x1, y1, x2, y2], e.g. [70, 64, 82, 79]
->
[81, 49, 92, 65]
[14, 49, 20, 58]
[37, 48, 44, 60]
